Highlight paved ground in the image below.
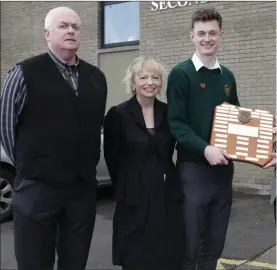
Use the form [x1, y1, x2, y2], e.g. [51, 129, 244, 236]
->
[219, 192, 276, 269]
[1, 188, 276, 270]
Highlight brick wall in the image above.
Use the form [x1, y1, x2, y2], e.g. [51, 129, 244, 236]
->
[140, 1, 276, 194]
[0, 1, 99, 85]
[1, 1, 276, 193]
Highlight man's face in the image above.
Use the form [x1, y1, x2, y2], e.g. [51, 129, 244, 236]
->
[190, 20, 222, 57]
[44, 11, 81, 53]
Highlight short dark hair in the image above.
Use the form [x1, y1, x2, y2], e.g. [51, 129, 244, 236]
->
[191, 8, 222, 29]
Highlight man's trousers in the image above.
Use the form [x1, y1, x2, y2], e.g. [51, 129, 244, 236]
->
[12, 178, 97, 270]
[178, 161, 234, 270]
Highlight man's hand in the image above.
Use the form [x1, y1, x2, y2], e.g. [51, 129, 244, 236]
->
[204, 145, 230, 165]
[263, 153, 276, 169]
[263, 127, 276, 169]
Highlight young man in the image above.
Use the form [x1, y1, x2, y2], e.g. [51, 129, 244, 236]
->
[166, 8, 240, 270]
[0, 6, 107, 270]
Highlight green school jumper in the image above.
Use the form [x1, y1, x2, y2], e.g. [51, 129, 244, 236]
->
[166, 58, 240, 163]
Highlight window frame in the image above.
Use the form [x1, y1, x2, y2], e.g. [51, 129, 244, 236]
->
[100, 1, 140, 49]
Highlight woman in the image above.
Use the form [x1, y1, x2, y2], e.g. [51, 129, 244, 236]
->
[104, 56, 184, 270]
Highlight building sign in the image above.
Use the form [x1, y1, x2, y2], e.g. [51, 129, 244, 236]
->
[151, 1, 208, 12]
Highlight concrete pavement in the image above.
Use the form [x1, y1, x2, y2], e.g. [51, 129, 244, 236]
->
[218, 191, 276, 269]
[233, 246, 276, 269]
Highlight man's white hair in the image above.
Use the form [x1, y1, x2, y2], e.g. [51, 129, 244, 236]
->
[44, 6, 81, 29]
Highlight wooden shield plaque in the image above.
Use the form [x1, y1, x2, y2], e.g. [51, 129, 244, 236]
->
[210, 102, 275, 167]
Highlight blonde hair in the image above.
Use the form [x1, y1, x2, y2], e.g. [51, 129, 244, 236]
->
[123, 55, 167, 94]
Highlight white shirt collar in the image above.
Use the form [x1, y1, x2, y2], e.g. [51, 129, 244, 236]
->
[191, 53, 222, 73]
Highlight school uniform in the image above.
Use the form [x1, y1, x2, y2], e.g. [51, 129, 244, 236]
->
[167, 53, 240, 270]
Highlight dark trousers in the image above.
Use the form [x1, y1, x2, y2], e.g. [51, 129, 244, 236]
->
[12, 178, 97, 270]
[178, 161, 234, 270]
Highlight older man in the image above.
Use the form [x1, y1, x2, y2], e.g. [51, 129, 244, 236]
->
[0, 6, 107, 270]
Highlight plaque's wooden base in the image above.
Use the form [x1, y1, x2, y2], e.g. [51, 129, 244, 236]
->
[210, 102, 274, 167]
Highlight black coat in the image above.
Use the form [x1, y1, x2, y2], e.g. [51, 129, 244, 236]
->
[104, 95, 183, 206]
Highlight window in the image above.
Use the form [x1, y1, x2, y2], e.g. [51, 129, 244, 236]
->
[101, 1, 139, 48]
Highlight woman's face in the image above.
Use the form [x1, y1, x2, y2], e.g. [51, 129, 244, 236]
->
[132, 69, 162, 98]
